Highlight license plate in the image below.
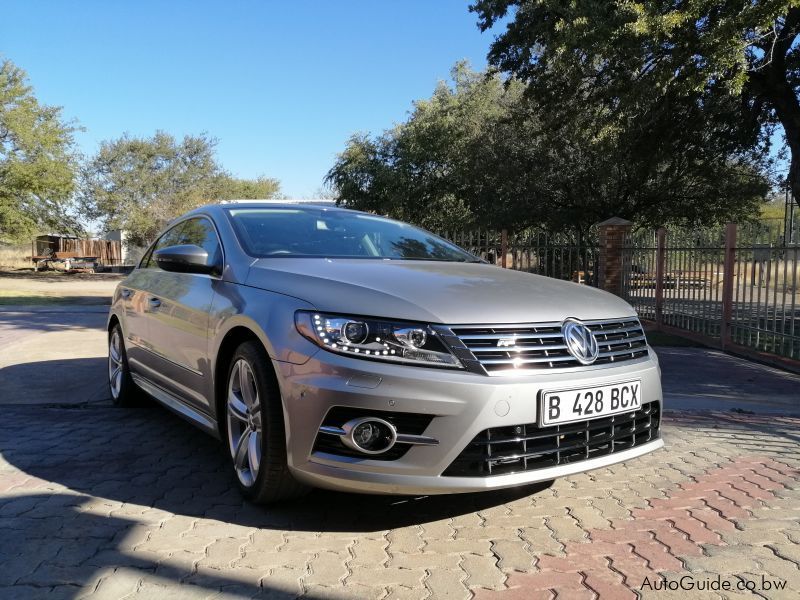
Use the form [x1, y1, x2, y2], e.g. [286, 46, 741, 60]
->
[540, 380, 642, 426]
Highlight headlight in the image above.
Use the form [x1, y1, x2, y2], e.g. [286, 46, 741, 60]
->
[295, 311, 463, 368]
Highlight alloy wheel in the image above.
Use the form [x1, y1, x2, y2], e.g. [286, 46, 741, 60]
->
[226, 358, 262, 487]
[108, 329, 124, 400]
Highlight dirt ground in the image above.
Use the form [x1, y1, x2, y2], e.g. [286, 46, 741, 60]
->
[0, 270, 123, 305]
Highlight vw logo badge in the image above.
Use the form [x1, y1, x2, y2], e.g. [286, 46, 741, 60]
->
[562, 319, 599, 365]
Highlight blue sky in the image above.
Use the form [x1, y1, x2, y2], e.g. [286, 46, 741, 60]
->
[1, 0, 500, 198]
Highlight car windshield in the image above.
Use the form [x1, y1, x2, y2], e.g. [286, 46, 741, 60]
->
[226, 207, 480, 262]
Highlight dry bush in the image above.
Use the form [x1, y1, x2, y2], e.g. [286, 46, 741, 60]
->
[0, 245, 30, 269]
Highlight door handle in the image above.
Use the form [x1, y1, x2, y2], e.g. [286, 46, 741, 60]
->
[148, 297, 161, 308]
[120, 288, 132, 299]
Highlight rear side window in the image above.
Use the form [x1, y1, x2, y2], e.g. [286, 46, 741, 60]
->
[140, 217, 222, 270]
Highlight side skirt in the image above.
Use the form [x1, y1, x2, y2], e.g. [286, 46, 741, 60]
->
[132, 373, 220, 439]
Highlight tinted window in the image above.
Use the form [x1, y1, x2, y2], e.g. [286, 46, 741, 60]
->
[226, 208, 478, 262]
[178, 218, 221, 265]
[140, 223, 185, 269]
[141, 218, 221, 270]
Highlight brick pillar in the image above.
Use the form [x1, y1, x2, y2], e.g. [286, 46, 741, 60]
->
[719, 223, 737, 350]
[654, 227, 666, 327]
[597, 217, 633, 297]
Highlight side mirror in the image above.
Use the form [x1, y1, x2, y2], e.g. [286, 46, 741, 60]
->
[154, 244, 217, 275]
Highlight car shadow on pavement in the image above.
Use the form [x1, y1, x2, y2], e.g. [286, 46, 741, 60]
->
[1, 403, 547, 532]
[0, 404, 549, 598]
[4, 402, 800, 598]
[0, 357, 111, 406]
[0, 493, 330, 599]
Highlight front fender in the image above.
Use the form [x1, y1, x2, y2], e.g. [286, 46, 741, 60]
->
[209, 281, 320, 366]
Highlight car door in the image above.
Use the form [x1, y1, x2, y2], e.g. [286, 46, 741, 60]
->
[117, 271, 151, 373]
[120, 224, 186, 375]
[137, 217, 223, 413]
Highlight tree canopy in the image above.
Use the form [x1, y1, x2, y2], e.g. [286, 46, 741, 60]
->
[80, 131, 280, 245]
[326, 64, 519, 231]
[471, 0, 799, 205]
[326, 62, 770, 233]
[0, 59, 80, 243]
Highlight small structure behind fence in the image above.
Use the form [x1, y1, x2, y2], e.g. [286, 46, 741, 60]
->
[32, 235, 124, 269]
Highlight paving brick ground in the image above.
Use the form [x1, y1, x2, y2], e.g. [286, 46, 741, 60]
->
[0, 406, 798, 600]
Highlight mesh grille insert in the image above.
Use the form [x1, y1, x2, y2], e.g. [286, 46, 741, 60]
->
[443, 401, 660, 477]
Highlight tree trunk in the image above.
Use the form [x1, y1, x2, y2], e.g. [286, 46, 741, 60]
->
[766, 81, 800, 209]
[752, 8, 800, 209]
[790, 145, 800, 211]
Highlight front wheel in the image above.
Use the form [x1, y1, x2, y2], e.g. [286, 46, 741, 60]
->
[224, 341, 308, 504]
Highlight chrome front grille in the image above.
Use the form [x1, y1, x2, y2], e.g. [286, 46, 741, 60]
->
[447, 318, 649, 375]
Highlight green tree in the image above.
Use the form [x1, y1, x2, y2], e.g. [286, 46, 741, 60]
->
[327, 63, 525, 231]
[521, 83, 771, 232]
[81, 131, 280, 245]
[214, 175, 280, 201]
[327, 63, 769, 234]
[471, 0, 798, 205]
[0, 59, 80, 242]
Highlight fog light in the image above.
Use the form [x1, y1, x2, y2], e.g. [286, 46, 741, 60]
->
[353, 422, 379, 446]
[341, 417, 397, 454]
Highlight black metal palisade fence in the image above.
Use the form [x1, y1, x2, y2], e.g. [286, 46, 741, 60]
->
[439, 222, 800, 363]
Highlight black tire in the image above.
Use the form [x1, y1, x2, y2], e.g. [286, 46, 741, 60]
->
[223, 340, 308, 504]
[108, 323, 142, 407]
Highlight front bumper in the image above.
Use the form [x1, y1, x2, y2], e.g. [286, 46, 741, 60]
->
[275, 349, 664, 495]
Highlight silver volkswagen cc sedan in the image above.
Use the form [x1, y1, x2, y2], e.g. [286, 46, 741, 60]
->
[107, 203, 663, 503]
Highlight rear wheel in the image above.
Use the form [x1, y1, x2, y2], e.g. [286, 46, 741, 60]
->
[108, 324, 140, 407]
[224, 341, 308, 503]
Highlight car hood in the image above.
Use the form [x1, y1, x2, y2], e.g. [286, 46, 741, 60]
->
[245, 258, 634, 324]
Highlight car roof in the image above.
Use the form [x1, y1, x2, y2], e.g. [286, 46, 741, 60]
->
[185, 201, 361, 219]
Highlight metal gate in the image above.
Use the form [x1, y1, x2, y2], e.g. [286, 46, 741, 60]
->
[623, 224, 800, 361]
